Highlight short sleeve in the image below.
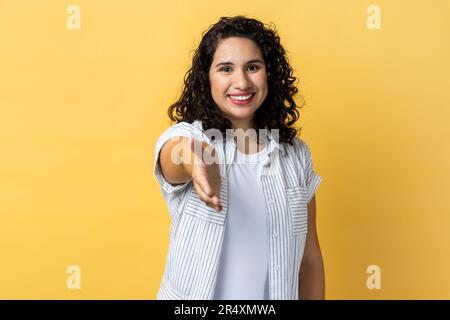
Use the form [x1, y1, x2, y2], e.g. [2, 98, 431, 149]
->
[154, 121, 211, 195]
[295, 138, 323, 204]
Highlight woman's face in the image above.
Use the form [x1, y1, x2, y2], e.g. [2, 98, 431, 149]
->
[208, 37, 268, 130]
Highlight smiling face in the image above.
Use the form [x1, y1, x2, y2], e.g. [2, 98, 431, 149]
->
[208, 37, 268, 130]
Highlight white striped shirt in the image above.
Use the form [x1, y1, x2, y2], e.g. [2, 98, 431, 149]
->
[154, 120, 322, 300]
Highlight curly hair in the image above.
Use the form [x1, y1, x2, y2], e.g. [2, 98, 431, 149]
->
[167, 15, 303, 145]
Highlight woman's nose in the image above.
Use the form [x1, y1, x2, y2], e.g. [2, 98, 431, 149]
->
[233, 69, 251, 90]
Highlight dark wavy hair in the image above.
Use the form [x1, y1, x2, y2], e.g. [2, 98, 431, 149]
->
[167, 15, 303, 144]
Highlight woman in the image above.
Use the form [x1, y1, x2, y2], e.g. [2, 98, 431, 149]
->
[154, 15, 324, 300]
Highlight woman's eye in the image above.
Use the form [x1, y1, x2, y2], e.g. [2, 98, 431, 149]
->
[220, 65, 260, 72]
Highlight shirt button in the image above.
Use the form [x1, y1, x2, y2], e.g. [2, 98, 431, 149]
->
[272, 232, 278, 238]
[274, 265, 279, 272]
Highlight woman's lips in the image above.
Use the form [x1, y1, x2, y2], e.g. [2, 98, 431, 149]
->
[228, 93, 255, 105]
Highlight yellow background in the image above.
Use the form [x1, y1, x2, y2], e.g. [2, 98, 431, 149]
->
[1, 0, 449, 299]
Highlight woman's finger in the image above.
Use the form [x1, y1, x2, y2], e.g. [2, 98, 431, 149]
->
[193, 181, 215, 206]
[197, 175, 213, 197]
[194, 180, 222, 211]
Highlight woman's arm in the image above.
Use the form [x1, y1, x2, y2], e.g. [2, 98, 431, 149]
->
[298, 194, 325, 299]
[159, 136, 222, 211]
[159, 136, 194, 184]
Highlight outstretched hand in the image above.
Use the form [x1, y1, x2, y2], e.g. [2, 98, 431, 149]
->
[189, 138, 222, 212]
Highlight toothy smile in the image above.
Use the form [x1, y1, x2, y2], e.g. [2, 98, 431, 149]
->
[228, 92, 255, 101]
[229, 94, 253, 100]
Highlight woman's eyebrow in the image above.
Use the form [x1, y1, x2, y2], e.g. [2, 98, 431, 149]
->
[215, 59, 265, 67]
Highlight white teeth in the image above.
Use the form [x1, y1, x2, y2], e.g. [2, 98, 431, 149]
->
[229, 94, 253, 101]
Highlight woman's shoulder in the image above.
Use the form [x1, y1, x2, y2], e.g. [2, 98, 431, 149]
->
[159, 120, 200, 135]
[157, 120, 211, 145]
[282, 136, 305, 152]
[282, 136, 313, 161]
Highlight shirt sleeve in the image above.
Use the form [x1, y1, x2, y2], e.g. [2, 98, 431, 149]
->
[154, 122, 212, 195]
[296, 138, 323, 204]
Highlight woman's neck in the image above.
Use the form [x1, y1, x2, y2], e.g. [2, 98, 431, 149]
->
[228, 118, 266, 154]
[230, 118, 255, 131]
[233, 129, 265, 154]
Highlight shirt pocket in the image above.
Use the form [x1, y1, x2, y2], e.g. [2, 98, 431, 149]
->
[183, 176, 228, 226]
[286, 185, 308, 236]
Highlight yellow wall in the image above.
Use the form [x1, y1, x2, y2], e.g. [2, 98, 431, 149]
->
[1, 0, 449, 299]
